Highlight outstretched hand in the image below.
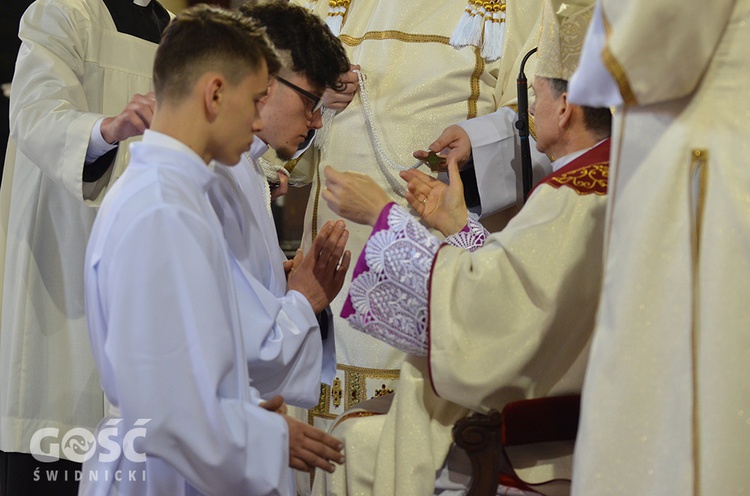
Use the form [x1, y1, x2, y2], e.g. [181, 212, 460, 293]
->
[412, 124, 472, 172]
[322, 166, 391, 226]
[400, 160, 468, 236]
[287, 220, 351, 313]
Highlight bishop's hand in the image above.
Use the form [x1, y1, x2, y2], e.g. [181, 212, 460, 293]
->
[400, 160, 468, 237]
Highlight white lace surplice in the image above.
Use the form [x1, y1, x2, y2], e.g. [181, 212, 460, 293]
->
[342, 204, 488, 355]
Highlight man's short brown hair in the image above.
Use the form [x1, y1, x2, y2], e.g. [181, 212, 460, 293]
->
[153, 4, 281, 102]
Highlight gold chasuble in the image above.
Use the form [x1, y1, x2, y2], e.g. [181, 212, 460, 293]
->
[569, 0, 750, 494]
[288, 0, 545, 439]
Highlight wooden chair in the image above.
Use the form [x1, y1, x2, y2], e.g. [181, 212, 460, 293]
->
[453, 395, 581, 496]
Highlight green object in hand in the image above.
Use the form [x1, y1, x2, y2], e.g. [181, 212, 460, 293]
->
[425, 151, 446, 172]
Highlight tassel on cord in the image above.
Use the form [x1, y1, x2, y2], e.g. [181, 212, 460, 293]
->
[449, 2, 477, 47]
[450, 0, 485, 48]
[325, 0, 351, 36]
[468, 2, 487, 47]
[451, 1, 507, 62]
[481, 2, 506, 61]
[303, 0, 317, 11]
[313, 107, 337, 154]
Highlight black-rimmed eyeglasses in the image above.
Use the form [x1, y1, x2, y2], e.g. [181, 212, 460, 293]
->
[276, 76, 324, 115]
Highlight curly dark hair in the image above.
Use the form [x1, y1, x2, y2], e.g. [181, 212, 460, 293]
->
[239, 0, 350, 91]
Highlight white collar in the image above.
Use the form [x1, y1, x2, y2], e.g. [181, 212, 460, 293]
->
[550, 139, 607, 172]
[142, 129, 206, 165]
[248, 136, 270, 161]
[133, 0, 151, 7]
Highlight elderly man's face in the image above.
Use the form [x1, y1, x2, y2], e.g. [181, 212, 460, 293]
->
[529, 77, 564, 156]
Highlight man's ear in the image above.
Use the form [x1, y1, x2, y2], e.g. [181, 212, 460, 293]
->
[559, 92, 574, 128]
[204, 75, 224, 122]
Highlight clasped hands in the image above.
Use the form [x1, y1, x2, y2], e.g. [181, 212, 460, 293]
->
[284, 220, 351, 314]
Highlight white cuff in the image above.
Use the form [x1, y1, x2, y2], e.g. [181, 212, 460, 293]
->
[85, 117, 118, 165]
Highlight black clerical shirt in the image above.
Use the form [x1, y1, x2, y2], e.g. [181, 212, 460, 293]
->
[83, 0, 169, 182]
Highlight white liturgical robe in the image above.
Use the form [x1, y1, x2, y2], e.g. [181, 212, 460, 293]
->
[568, 0, 750, 494]
[80, 131, 291, 496]
[209, 138, 336, 407]
[0, 0, 160, 456]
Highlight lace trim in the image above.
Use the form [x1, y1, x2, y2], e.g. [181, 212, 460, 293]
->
[445, 212, 488, 252]
[345, 206, 439, 356]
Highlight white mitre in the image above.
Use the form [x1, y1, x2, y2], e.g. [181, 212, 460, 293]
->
[536, 0, 595, 81]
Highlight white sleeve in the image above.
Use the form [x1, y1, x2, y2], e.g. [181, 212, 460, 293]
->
[11, 0, 103, 200]
[86, 117, 118, 164]
[209, 164, 332, 408]
[457, 107, 551, 216]
[232, 262, 332, 408]
[98, 206, 290, 495]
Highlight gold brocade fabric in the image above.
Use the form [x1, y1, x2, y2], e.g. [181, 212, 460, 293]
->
[307, 365, 399, 424]
[535, 0, 594, 81]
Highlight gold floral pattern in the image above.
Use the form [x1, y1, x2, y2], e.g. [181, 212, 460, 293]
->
[374, 383, 395, 397]
[547, 162, 608, 196]
[331, 377, 343, 408]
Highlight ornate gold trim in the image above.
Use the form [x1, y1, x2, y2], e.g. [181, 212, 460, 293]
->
[336, 363, 401, 377]
[601, 45, 637, 106]
[307, 364, 401, 418]
[344, 368, 366, 410]
[689, 148, 708, 496]
[332, 410, 383, 431]
[331, 377, 343, 408]
[308, 383, 332, 424]
[600, 10, 637, 106]
[340, 365, 399, 410]
[283, 156, 301, 173]
[339, 30, 483, 120]
[340, 31, 450, 46]
[468, 46, 484, 119]
[546, 163, 608, 196]
[311, 148, 322, 240]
